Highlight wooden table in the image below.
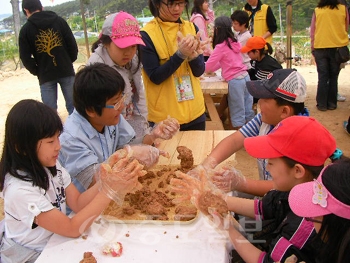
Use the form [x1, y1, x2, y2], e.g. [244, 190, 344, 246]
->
[200, 73, 228, 130]
[35, 131, 235, 263]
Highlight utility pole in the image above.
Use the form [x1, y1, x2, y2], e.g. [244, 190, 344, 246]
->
[10, 0, 23, 68]
[80, 0, 90, 59]
[286, 0, 293, 68]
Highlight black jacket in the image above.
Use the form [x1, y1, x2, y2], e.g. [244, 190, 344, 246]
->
[19, 11, 78, 84]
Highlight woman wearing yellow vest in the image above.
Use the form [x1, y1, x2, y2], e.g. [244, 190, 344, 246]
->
[311, 0, 349, 111]
[243, 0, 277, 45]
[140, 0, 207, 131]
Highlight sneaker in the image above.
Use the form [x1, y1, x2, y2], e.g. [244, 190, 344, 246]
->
[344, 121, 350, 136]
[337, 94, 346, 102]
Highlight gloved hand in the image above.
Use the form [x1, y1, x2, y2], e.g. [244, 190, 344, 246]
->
[177, 31, 199, 58]
[150, 116, 180, 141]
[210, 166, 246, 193]
[208, 207, 241, 231]
[170, 167, 208, 204]
[98, 150, 147, 205]
[126, 144, 169, 169]
[171, 169, 231, 227]
[187, 156, 218, 179]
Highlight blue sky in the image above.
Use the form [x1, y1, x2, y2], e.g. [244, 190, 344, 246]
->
[1, 0, 73, 16]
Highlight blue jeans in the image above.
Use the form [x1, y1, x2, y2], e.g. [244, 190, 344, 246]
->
[227, 74, 254, 127]
[40, 76, 75, 114]
[313, 48, 340, 109]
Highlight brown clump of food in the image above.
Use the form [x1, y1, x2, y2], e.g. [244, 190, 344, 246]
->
[198, 191, 228, 216]
[80, 252, 97, 263]
[103, 166, 198, 222]
[174, 205, 198, 221]
[176, 146, 194, 172]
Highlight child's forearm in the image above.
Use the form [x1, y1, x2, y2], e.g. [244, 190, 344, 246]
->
[228, 225, 262, 263]
[226, 196, 255, 218]
[239, 179, 274, 197]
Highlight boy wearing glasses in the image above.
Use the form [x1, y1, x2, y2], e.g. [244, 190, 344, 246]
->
[59, 63, 179, 193]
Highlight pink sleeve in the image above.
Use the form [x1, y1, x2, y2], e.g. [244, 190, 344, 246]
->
[207, 8, 215, 24]
[192, 16, 208, 40]
[205, 46, 222, 72]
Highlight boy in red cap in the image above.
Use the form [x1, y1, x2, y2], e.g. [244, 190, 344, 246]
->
[172, 116, 341, 263]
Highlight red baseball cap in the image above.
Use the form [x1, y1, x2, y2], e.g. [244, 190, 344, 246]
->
[244, 116, 336, 166]
[241, 36, 266, 53]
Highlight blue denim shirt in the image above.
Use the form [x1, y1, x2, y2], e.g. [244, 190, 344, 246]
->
[58, 109, 135, 191]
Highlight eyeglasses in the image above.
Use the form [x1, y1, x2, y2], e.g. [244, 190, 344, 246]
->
[105, 94, 126, 110]
[305, 217, 323, 224]
[161, 1, 187, 9]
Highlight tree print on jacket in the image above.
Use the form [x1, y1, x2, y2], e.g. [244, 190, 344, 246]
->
[35, 28, 63, 66]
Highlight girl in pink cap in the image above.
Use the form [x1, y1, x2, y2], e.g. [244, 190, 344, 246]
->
[89, 12, 179, 140]
[289, 158, 350, 263]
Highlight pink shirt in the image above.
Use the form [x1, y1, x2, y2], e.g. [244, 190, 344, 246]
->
[205, 39, 247, 81]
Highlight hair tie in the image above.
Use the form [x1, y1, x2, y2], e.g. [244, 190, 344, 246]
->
[330, 148, 343, 161]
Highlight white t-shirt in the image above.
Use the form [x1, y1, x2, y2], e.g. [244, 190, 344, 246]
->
[2, 161, 71, 251]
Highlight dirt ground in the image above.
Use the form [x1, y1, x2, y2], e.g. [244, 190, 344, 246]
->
[0, 63, 349, 220]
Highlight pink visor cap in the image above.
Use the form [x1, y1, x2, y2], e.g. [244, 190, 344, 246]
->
[101, 11, 145, 48]
[289, 166, 350, 220]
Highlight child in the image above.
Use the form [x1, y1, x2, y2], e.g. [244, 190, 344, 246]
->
[205, 16, 255, 130]
[190, 0, 215, 61]
[172, 116, 340, 263]
[216, 10, 252, 122]
[59, 63, 179, 193]
[241, 35, 282, 104]
[193, 69, 309, 197]
[241, 36, 282, 81]
[231, 10, 252, 70]
[0, 100, 145, 262]
[289, 158, 350, 263]
[88, 11, 149, 138]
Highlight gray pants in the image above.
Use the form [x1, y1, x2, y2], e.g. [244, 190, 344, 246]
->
[0, 235, 40, 263]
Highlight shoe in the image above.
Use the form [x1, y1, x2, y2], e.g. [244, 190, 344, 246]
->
[337, 94, 346, 102]
[344, 121, 350, 136]
[327, 106, 337, 110]
[317, 105, 327, 111]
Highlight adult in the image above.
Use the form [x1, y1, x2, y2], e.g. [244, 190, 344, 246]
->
[140, 0, 207, 131]
[243, 0, 277, 45]
[19, 0, 78, 114]
[190, 0, 215, 61]
[310, 0, 349, 111]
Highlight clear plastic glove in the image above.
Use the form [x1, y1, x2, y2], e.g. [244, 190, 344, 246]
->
[177, 31, 199, 58]
[171, 169, 230, 226]
[150, 116, 180, 141]
[126, 144, 169, 169]
[170, 166, 209, 204]
[208, 208, 242, 231]
[210, 166, 246, 193]
[98, 150, 147, 205]
[187, 156, 218, 179]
